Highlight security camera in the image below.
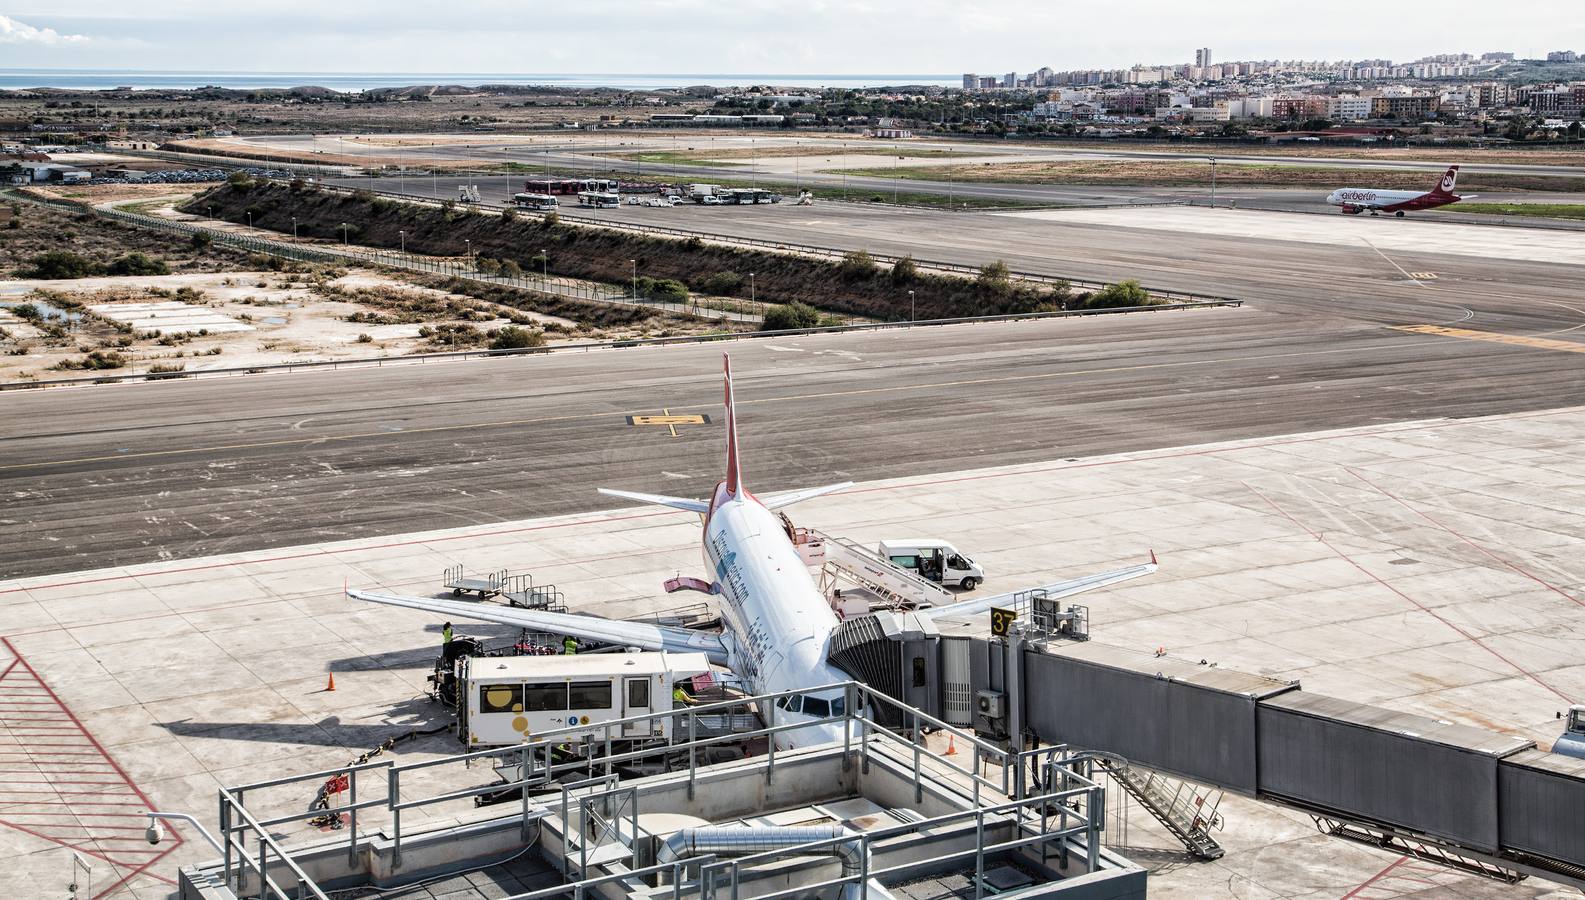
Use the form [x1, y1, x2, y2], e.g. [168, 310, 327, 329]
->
[145, 819, 165, 846]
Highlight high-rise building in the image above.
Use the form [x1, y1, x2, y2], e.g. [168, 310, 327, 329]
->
[1195, 47, 1213, 68]
[962, 74, 978, 90]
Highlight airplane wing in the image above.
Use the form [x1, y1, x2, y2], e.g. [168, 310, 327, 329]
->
[919, 558, 1157, 622]
[762, 481, 854, 510]
[348, 589, 731, 665]
[597, 488, 710, 514]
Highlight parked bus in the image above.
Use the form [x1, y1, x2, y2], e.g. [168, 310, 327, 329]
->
[524, 178, 620, 196]
[511, 192, 559, 210]
[577, 191, 621, 208]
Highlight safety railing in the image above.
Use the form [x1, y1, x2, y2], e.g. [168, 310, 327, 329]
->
[211, 681, 1033, 896]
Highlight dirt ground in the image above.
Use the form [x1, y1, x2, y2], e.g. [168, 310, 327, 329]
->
[0, 268, 670, 384]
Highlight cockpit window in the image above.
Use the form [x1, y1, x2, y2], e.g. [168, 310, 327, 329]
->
[830, 696, 845, 717]
[803, 696, 831, 718]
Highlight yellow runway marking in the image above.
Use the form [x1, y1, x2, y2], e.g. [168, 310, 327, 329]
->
[1392, 324, 1585, 354]
[627, 409, 710, 436]
[0, 339, 1444, 472]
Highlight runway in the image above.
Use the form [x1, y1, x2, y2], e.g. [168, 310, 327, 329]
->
[5, 304, 1585, 579]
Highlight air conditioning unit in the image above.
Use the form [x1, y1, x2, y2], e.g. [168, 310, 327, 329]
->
[976, 690, 1005, 720]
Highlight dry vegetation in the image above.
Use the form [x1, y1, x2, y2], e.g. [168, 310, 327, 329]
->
[187, 180, 1103, 321]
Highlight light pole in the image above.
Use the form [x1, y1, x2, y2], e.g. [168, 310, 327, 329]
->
[1209, 157, 1218, 207]
[893, 152, 900, 204]
[399, 229, 406, 256]
[291, 216, 298, 239]
[909, 289, 915, 323]
[245, 210, 252, 230]
[629, 259, 637, 300]
[540, 250, 548, 288]
[340, 222, 348, 245]
[464, 239, 472, 270]
[749, 272, 756, 312]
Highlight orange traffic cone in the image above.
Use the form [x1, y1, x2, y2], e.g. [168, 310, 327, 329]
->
[946, 734, 958, 756]
[325, 672, 336, 692]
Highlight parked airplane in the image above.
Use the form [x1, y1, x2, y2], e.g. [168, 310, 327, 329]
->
[1326, 166, 1471, 217]
[349, 354, 1158, 748]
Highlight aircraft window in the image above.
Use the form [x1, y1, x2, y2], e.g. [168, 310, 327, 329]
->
[780, 694, 803, 714]
[830, 697, 845, 717]
[803, 697, 831, 718]
[569, 681, 613, 710]
[480, 684, 522, 714]
[523, 683, 569, 711]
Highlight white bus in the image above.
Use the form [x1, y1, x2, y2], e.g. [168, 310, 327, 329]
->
[511, 192, 559, 210]
[577, 191, 621, 208]
[458, 651, 710, 747]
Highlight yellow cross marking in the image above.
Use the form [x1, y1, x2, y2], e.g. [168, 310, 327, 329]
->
[627, 411, 711, 437]
[1391, 325, 1585, 354]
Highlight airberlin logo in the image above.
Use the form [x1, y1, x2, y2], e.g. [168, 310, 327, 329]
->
[1338, 190, 1377, 202]
[1440, 172, 1456, 191]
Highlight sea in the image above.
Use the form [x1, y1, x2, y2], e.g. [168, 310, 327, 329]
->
[0, 70, 959, 92]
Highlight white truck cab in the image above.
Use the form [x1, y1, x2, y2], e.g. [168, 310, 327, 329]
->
[878, 539, 985, 590]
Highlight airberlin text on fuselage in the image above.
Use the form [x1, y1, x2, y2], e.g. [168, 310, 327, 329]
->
[1336, 190, 1379, 202]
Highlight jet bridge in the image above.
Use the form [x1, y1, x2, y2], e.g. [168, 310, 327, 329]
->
[824, 596, 1585, 889]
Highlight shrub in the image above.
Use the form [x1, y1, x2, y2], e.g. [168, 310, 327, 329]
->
[12, 303, 42, 322]
[836, 250, 878, 281]
[189, 230, 212, 249]
[356, 333, 373, 343]
[145, 362, 187, 379]
[761, 301, 821, 332]
[226, 171, 254, 193]
[106, 252, 170, 276]
[352, 188, 376, 203]
[21, 250, 101, 279]
[489, 326, 546, 350]
[1083, 279, 1151, 309]
[698, 271, 743, 296]
[646, 278, 689, 303]
[500, 259, 523, 278]
[889, 255, 918, 285]
[500, 206, 517, 222]
[976, 260, 1012, 296]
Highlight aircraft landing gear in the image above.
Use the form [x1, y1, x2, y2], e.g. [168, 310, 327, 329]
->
[1395, 211, 1405, 218]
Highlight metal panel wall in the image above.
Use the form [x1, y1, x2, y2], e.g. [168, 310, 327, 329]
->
[1022, 649, 1280, 792]
[1498, 750, 1585, 866]
[1256, 699, 1507, 851]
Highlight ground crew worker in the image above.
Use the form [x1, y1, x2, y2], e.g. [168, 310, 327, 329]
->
[672, 685, 691, 706]
[563, 635, 577, 655]
[442, 622, 453, 646]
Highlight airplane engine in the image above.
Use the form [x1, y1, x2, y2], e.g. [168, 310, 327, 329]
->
[1339, 204, 1362, 215]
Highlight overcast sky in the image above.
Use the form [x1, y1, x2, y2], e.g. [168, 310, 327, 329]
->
[4, 2, 1583, 75]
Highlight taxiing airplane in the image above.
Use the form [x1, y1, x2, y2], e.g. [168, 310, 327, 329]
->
[1326, 166, 1471, 217]
[349, 354, 1158, 748]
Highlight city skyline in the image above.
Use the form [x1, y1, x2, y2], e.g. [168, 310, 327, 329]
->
[2, 2, 1583, 76]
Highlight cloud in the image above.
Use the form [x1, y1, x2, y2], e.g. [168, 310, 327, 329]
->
[0, 14, 89, 45]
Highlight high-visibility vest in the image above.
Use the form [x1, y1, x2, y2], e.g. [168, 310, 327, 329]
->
[442, 626, 453, 645]
[563, 637, 577, 654]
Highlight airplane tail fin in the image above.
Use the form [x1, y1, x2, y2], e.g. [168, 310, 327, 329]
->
[1431, 165, 1459, 197]
[723, 353, 744, 497]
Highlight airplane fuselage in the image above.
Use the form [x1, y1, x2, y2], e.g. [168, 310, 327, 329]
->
[1326, 166, 1463, 217]
[702, 489, 853, 748]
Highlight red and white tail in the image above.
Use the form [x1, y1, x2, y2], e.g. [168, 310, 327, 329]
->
[1431, 166, 1459, 197]
[723, 353, 744, 497]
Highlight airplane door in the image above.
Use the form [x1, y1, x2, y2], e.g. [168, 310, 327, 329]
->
[623, 677, 651, 736]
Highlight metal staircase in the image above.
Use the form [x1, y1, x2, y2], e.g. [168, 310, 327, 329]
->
[807, 531, 955, 610]
[1096, 757, 1225, 860]
[1312, 817, 1526, 884]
